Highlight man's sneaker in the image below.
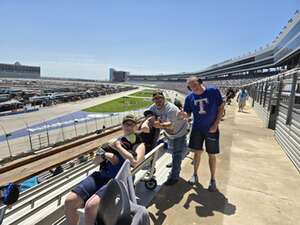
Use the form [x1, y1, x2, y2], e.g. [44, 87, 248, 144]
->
[188, 174, 198, 185]
[208, 179, 217, 192]
[164, 178, 178, 186]
[166, 162, 173, 168]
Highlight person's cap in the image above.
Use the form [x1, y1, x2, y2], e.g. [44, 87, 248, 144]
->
[122, 114, 137, 124]
[143, 109, 156, 117]
[152, 91, 164, 98]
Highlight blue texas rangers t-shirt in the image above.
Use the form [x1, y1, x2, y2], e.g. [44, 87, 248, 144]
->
[184, 85, 224, 133]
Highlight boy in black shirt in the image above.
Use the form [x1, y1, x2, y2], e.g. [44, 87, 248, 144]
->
[137, 110, 160, 154]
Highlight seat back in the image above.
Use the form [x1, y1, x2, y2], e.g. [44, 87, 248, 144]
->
[114, 160, 137, 204]
[96, 179, 132, 225]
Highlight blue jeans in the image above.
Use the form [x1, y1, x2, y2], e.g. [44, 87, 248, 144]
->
[168, 135, 187, 180]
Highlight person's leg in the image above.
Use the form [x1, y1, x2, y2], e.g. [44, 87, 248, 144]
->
[84, 177, 109, 225]
[241, 101, 246, 112]
[165, 135, 186, 185]
[65, 171, 103, 225]
[64, 192, 84, 225]
[84, 194, 101, 225]
[188, 130, 204, 184]
[208, 154, 217, 180]
[166, 137, 182, 183]
[193, 150, 203, 175]
[205, 130, 220, 192]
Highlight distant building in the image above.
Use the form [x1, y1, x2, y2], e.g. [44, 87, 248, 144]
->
[0, 62, 40, 79]
[109, 68, 129, 82]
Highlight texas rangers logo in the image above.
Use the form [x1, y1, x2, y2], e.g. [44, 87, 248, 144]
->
[194, 98, 208, 114]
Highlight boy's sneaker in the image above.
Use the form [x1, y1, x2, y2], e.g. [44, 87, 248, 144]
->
[188, 174, 198, 185]
[208, 179, 217, 192]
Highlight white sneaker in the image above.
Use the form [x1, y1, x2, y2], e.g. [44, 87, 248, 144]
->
[188, 174, 198, 185]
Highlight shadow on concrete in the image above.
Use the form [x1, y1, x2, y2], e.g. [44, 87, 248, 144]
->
[183, 183, 236, 218]
[148, 178, 193, 225]
[148, 179, 236, 225]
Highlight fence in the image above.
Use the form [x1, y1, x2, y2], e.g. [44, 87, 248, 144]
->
[0, 109, 145, 161]
[245, 67, 300, 172]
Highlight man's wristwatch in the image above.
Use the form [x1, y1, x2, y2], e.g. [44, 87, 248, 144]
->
[96, 148, 106, 160]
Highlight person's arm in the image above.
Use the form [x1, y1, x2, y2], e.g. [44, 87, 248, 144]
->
[209, 89, 225, 133]
[153, 117, 172, 129]
[178, 96, 192, 119]
[94, 152, 119, 165]
[209, 102, 225, 132]
[139, 118, 150, 133]
[114, 141, 145, 167]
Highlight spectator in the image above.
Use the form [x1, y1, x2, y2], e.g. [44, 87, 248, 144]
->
[179, 76, 225, 192]
[149, 91, 189, 185]
[136, 110, 160, 154]
[64, 114, 145, 225]
[237, 88, 249, 112]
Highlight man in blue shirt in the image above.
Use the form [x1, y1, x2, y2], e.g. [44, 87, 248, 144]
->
[179, 76, 225, 192]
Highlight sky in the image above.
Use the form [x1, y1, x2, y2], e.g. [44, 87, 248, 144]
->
[0, 0, 299, 80]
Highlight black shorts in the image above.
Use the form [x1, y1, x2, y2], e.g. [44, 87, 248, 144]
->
[72, 171, 111, 203]
[188, 129, 220, 154]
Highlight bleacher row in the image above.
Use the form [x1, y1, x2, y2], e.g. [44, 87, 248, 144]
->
[0, 135, 172, 225]
[139, 77, 265, 94]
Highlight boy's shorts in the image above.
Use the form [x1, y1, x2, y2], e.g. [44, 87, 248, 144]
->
[72, 171, 111, 203]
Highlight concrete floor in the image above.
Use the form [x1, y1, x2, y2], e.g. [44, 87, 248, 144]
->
[148, 102, 300, 225]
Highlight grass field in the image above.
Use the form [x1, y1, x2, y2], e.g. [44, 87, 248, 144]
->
[129, 89, 154, 98]
[83, 96, 152, 113]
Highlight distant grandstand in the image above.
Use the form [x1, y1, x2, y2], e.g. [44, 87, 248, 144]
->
[0, 62, 40, 79]
[128, 10, 300, 84]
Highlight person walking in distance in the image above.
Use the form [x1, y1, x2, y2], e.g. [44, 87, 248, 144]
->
[179, 77, 225, 192]
[237, 88, 249, 112]
[149, 91, 189, 185]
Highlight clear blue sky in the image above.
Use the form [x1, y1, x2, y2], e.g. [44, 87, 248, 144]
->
[0, 0, 299, 80]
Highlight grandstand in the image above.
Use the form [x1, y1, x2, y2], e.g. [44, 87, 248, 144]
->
[128, 10, 300, 88]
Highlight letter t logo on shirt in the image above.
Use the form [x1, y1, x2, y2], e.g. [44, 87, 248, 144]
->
[194, 98, 208, 114]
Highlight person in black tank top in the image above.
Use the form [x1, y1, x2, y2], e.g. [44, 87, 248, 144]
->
[137, 110, 160, 154]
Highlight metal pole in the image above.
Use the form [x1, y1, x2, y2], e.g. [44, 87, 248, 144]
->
[44, 120, 50, 146]
[5, 135, 12, 159]
[58, 119, 65, 142]
[70, 114, 78, 138]
[286, 73, 297, 125]
[110, 114, 113, 126]
[94, 117, 98, 130]
[74, 120, 78, 137]
[0, 123, 13, 159]
[85, 119, 89, 134]
[24, 121, 33, 152]
[38, 134, 42, 149]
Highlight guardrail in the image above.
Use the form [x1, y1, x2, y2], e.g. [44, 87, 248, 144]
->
[245, 67, 300, 172]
